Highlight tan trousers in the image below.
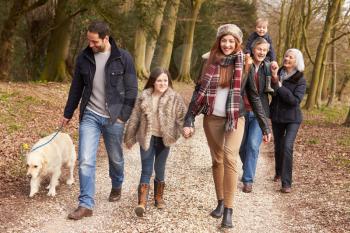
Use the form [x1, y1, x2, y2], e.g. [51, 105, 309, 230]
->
[203, 115, 245, 208]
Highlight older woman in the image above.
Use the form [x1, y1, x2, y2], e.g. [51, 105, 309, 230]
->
[270, 48, 307, 193]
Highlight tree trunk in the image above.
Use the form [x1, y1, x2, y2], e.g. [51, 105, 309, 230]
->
[153, 0, 181, 70]
[145, 0, 167, 72]
[304, 0, 343, 110]
[277, 0, 286, 64]
[0, 0, 29, 80]
[134, 27, 149, 79]
[283, 2, 294, 51]
[338, 74, 350, 101]
[293, 0, 304, 49]
[40, 0, 72, 82]
[301, 0, 314, 64]
[177, 0, 205, 83]
[134, 0, 152, 79]
[344, 105, 350, 127]
[316, 50, 328, 107]
[322, 2, 342, 106]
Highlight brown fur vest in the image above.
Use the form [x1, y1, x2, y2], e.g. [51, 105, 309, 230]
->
[124, 87, 187, 150]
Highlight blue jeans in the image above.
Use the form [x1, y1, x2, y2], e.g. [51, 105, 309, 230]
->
[139, 136, 170, 184]
[272, 122, 300, 188]
[239, 111, 263, 184]
[78, 110, 125, 209]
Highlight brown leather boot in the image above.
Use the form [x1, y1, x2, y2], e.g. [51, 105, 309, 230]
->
[67, 206, 93, 220]
[154, 180, 165, 209]
[134, 183, 149, 217]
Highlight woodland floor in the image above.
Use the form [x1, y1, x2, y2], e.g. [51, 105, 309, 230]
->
[0, 82, 349, 232]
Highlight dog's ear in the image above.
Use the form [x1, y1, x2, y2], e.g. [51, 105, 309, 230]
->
[41, 157, 48, 169]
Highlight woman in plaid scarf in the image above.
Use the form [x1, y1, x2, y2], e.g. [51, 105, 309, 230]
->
[183, 24, 271, 229]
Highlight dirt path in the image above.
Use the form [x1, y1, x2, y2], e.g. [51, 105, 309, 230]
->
[2, 116, 294, 233]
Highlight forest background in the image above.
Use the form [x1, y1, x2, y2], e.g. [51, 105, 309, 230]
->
[0, 0, 349, 232]
[0, 0, 350, 113]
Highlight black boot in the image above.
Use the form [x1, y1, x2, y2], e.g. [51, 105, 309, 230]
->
[210, 200, 224, 218]
[221, 207, 233, 228]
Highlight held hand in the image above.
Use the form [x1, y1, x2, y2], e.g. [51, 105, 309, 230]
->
[125, 143, 132, 150]
[183, 127, 194, 138]
[263, 133, 272, 143]
[116, 118, 125, 124]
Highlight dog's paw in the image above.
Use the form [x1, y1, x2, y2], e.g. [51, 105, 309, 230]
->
[66, 179, 74, 185]
[47, 190, 56, 197]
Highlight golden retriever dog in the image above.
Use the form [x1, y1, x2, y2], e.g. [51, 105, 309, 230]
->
[26, 132, 76, 197]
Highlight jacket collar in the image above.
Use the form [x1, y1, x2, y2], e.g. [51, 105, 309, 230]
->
[278, 67, 303, 84]
[82, 37, 121, 62]
[139, 88, 175, 112]
[140, 87, 175, 101]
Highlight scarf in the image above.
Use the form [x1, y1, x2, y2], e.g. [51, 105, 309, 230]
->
[280, 68, 297, 82]
[192, 51, 244, 131]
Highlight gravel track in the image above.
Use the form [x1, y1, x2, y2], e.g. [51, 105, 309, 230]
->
[4, 116, 293, 233]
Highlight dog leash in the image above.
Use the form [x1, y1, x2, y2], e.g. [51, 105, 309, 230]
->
[30, 124, 64, 152]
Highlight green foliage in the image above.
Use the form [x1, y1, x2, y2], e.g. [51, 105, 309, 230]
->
[0, 89, 47, 134]
[332, 156, 350, 171]
[1, 0, 259, 82]
[337, 137, 350, 147]
[303, 105, 349, 125]
[0, 91, 18, 101]
[8, 123, 22, 133]
[169, 0, 257, 80]
[308, 138, 320, 145]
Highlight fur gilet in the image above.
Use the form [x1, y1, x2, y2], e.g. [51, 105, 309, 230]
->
[124, 87, 187, 150]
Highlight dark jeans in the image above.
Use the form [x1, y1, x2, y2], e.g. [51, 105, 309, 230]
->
[272, 122, 300, 188]
[139, 136, 170, 184]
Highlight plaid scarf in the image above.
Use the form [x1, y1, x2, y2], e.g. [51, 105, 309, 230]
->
[192, 51, 244, 131]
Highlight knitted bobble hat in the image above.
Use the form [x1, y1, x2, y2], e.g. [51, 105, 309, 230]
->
[216, 24, 243, 44]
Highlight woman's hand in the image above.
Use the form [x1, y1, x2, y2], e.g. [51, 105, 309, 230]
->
[183, 127, 194, 138]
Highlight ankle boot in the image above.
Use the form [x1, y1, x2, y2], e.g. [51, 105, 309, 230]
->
[221, 207, 233, 228]
[154, 180, 165, 209]
[210, 200, 224, 218]
[134, 183, 149, 217]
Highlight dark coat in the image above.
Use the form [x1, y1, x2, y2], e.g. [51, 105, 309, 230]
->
[63, 37, 138, 123]
[269, 69, 306, 123]
[243, 62, 271, 118]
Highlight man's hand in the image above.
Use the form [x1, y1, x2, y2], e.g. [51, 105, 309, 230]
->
[61, 117, 70, 127]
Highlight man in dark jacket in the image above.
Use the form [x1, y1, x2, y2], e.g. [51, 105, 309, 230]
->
[61, 21, 138, 220]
